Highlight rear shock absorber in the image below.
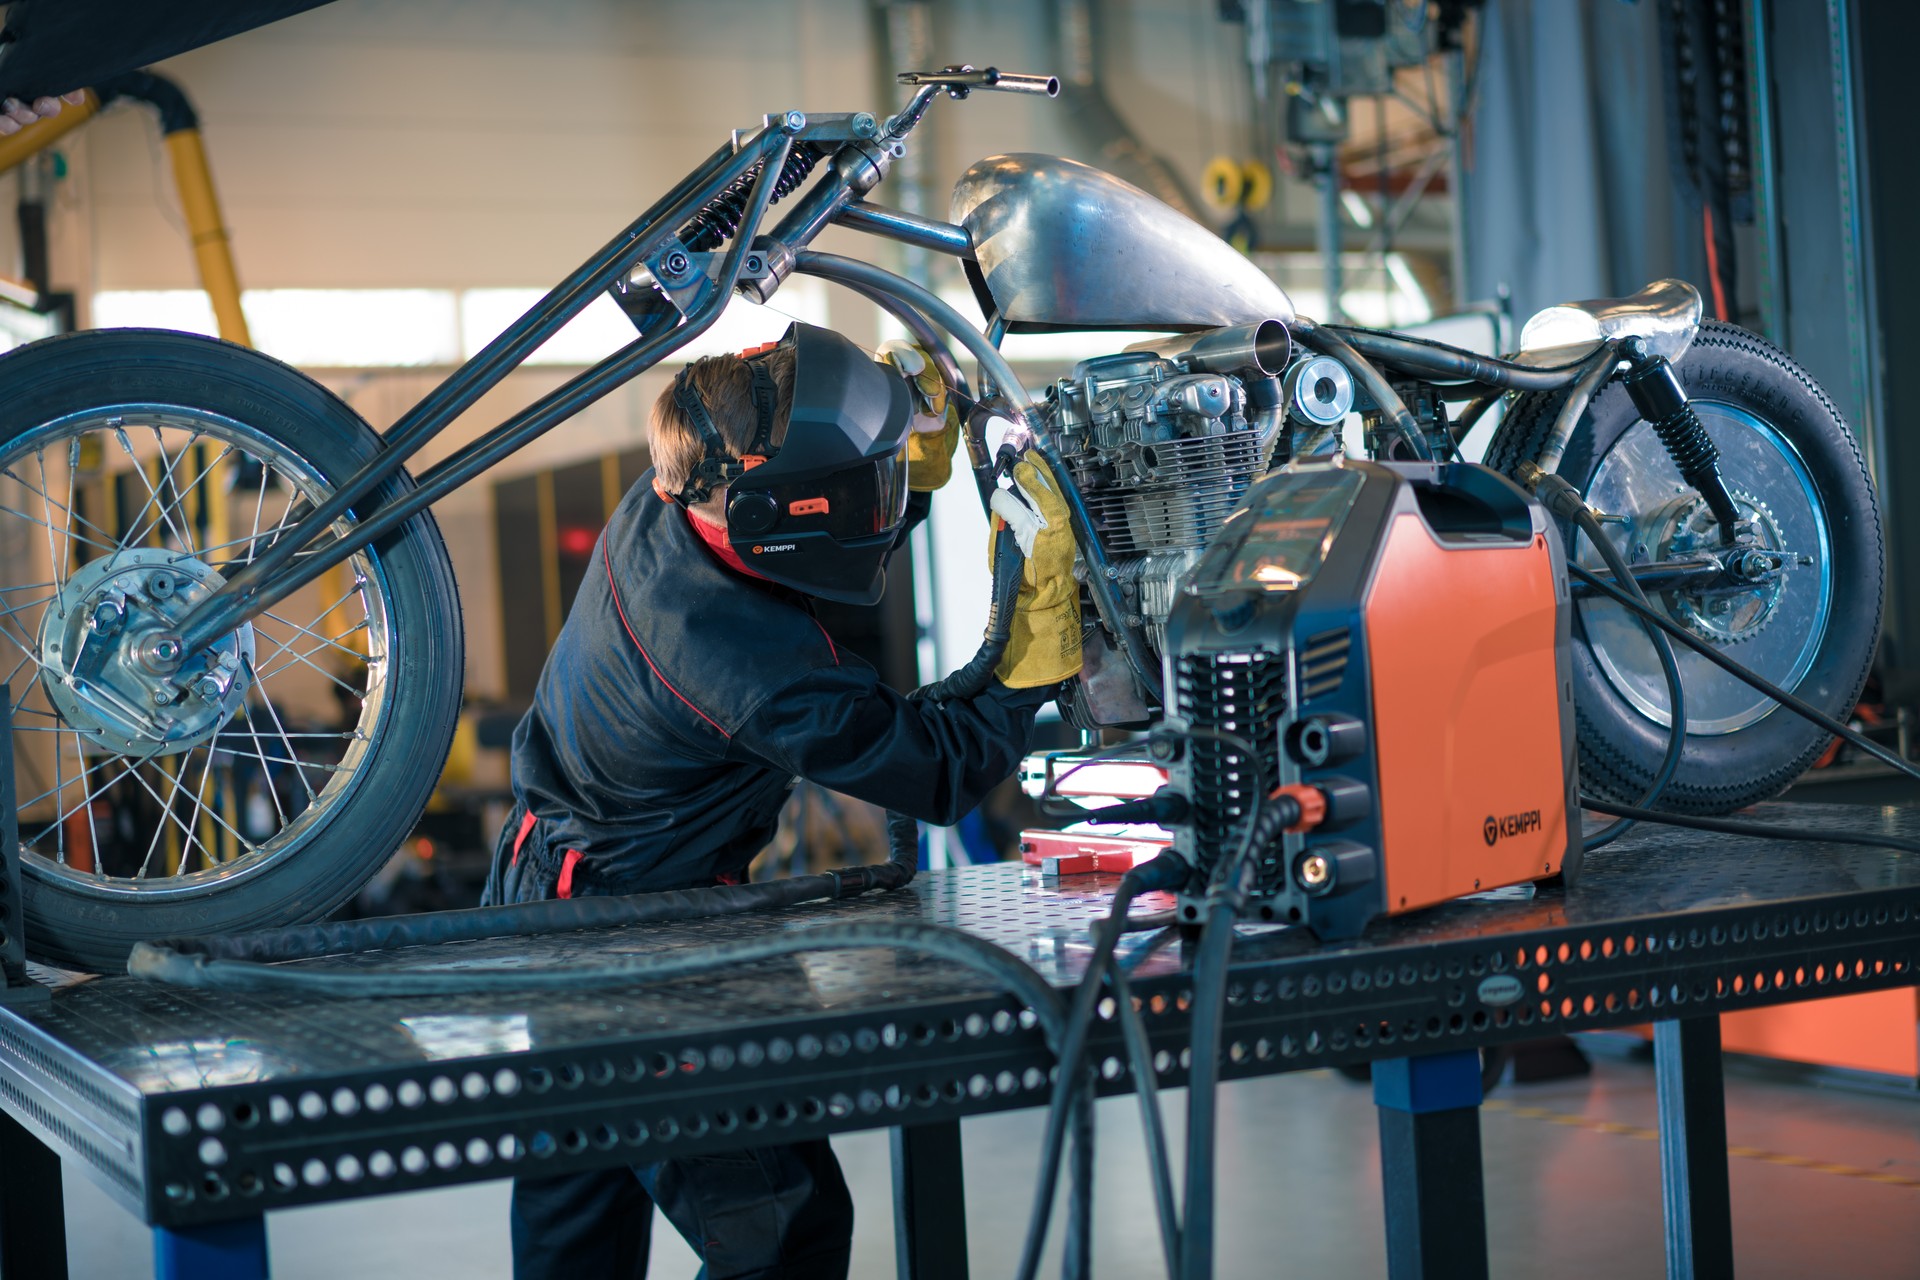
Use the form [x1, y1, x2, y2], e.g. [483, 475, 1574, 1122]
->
[1621, 338, 1742, 544]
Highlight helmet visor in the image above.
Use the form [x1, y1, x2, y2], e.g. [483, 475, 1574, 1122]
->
[738, 445, 910, 543]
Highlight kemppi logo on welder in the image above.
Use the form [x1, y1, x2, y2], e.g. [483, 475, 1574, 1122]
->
[751, 543, 797, 554]
[1482, 809, 1543, 846]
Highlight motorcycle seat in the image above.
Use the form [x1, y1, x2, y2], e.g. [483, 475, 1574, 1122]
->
[1517, 278, 1703, 365]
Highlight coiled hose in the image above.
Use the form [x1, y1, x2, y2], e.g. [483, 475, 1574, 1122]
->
[678, 144, 825, 251]
[884, 519, 1027, 876]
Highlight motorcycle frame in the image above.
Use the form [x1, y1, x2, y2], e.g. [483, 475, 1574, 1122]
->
[164, 87, 1607, 675]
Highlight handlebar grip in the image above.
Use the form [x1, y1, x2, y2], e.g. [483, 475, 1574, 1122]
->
[895, 67, 1060, 98]
[986, 70, 1060, 97]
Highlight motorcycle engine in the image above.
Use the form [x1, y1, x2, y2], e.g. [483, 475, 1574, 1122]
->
[1039, 323, 1291, 724]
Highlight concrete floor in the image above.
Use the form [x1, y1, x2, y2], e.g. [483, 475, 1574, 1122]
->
[56, 1038, 1920, 1278]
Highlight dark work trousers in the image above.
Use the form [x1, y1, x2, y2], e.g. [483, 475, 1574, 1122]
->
[484, 818, 855, 1280]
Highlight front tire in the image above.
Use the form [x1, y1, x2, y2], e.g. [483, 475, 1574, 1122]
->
[1486, 322, 1882, 813]
[0, 329, 464, 971]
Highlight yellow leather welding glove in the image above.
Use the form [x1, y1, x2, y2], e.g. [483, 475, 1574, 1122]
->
[989, 453, 1083, 688]
[879, 340, 961, 492]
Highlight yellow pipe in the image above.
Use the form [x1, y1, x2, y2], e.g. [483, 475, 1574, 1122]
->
[0, 91, 98, 177]
[164, 127, 251, 346]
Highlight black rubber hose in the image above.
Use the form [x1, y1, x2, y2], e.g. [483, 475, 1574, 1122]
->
[1014, 852, 1189, 1280]
[1526, 469, 1687, 850]
[1324, 324, 1592, 392]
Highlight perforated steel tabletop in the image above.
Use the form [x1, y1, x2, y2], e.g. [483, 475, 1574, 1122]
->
[5, 801, 1919, 1227]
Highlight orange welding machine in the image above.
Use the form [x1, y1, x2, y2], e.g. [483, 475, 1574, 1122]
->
[1159, 458, 1583, 939]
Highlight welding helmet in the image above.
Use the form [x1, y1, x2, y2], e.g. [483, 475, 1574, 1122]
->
[667, 322, 913, 605]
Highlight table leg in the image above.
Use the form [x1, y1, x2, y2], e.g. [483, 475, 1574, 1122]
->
[153, 1218, 268, 1280]
[892, 1119, 969, 1280]
[1654, 1016, 1735, 1280]
[1373, 1049, 1489, 1280]
[0, 1109, 66, 1280]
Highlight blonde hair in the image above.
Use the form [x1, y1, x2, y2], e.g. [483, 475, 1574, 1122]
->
[650, 347, 796, 498]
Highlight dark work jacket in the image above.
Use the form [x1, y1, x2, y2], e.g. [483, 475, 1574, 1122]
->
[506, 469, 1051, 894]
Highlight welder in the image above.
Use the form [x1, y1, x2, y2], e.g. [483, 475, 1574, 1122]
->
[482, 321, 1079, 1279]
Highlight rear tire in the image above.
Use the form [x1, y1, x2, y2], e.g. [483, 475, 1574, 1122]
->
[1486, 322, 1881, 814]
[0, 330, 464, 971]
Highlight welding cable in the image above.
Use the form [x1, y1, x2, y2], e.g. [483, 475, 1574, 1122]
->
[1035, 734, 1177, 819]
[1180, 781, 1312, 1280]
[874, 520, 1028, 911]
[1530, 472, 1688, 851]
[1014, 851, 1189, 1280]
[1577, 800, 1920, 856]
[912, 516, 1024, 704]
[1065, 1088, 1096, 1280]
[1568, 563, 1920, 785]
[1107, 928, 1184, 1279]
[1179, 884, 1240, 1280]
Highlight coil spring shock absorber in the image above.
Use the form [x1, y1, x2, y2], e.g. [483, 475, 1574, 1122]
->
[1621, 337, 1743, 544]
[679, 145, 827, 251]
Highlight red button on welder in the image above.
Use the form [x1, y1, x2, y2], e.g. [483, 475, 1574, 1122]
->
[789, 497, 831, 516]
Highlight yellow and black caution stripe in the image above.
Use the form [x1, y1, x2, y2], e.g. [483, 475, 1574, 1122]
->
[1482, 1098, 1920, 1190]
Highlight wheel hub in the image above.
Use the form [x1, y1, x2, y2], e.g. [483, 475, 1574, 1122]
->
[1648, 489, 1788, 646]
[37, 550, 255, 758]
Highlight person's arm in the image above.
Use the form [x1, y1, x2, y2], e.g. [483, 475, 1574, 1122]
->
[733, 664, 1054, 825]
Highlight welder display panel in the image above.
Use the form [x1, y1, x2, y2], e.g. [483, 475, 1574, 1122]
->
[1188, 465, 1365, 595]
[1363, 514, 1570, 913]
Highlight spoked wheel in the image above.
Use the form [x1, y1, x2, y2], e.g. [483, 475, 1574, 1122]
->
[1488, 321, 1882, 813]
[0, 329, 463, 971]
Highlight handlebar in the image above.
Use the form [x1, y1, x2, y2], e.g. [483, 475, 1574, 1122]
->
[896, 66, 1061, 98]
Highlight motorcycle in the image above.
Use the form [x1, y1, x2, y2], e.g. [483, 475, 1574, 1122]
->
[0, 68, 1879, 969]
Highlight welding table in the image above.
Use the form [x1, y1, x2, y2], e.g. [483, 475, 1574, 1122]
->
[1, 802, 1918, 1280]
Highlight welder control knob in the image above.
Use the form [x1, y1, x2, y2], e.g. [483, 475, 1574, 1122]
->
[728, 491, 780, 536]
